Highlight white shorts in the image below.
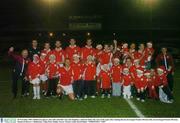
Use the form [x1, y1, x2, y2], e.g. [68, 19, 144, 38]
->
[30, 78, 40, 85]
[40, 74, 48, 82]
[60, 84, 73, 94]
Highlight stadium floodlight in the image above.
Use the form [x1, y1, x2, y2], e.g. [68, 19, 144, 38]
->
[87, 32, 91, 36]
[49, 32, 54, 37]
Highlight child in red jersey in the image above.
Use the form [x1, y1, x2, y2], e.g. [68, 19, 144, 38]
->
[110, 58, 122, 96]
[71, 54, 84, 100]
[99, 64, 111, 98]
[39, 52, 48, 95]
[122, 68, 133, 99]
[83, 55, 96, 99]
[65, 38, 81, 62]
[144, 70, 158, 100]
[144, 42, 154, 69]
[28, 54, 41, 99]
[156, 66, 174, 103]
[57, 58, 74, 100]
[134, 68, 147, 102]
[121, 43, 129, 63]
[46, 54, 59, 97]
[99, 44, 113, 66]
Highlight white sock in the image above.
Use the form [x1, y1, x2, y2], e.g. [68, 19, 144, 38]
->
[33, 86, 36, 97]
[37, 86, 40, 98]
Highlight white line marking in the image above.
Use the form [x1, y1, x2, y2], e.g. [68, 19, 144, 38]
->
[125, 98, 145, 118]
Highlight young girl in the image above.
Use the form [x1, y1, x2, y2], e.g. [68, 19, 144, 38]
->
[99, 64, 111, 98]
[134, 68, 147, 102]
[122, 68, 132, 99]
[39, 52, 48, 95]
[110, 58, 122, 97]
[28, 54, 41, 99]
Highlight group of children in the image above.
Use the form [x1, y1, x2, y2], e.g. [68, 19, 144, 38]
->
[9, 38, 174, 103]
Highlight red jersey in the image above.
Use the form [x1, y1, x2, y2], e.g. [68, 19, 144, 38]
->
[129, 65, 144, 78]
[110, 65, 122, 83]
[81, 46, 95, 62]
[39, 58, 47, 75]
[99, 70, 111, 89]
[99, 50, 112, 65]
[129, 49, 137, 60]
[50, 48, 65, 64]
[147, 77, 156, 89]
[95, 49, 103, 60]
[71, 61, 84, 81]
[134, 50, 146, 66]
[134, 75, 147, 89]
[122, 74, 132, 86]
[65, 45, 81, 61]
[156, 74, 168, 86]
[58, 67, 73, 86]
[84, 63, 96, 81]
[46, 62, 59, 79]
[28, 62, 41, 80]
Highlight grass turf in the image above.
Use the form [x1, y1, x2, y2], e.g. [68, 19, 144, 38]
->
[0, 64, 180, 117]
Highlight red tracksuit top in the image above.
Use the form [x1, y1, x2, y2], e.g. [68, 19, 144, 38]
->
[110, 65, 122, 83]
[28, 62, 41, 80]
[58, 66, 73, 86]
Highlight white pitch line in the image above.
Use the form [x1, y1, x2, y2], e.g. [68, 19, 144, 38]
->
[125, 98, 145, 118]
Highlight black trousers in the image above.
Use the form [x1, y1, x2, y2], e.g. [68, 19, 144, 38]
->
[73, 80, 84, 98]
[102, 88, 111, 96]
[162, 85, 173, 100]
[12, 72, 29, 98]
[167, 73, 174, 92]
[84, 80, 96, 96]
[47, 78, 58, 96]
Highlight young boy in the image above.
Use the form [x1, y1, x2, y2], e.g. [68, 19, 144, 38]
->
[28, 54, 41, 99]
[46, 54, 59, 97]
[71, 54, 84, 100]
[144, 42, 154, 69]
[99, 64, 111, 98]
[134, 68, 147, 102]
[57, 58, 74, 100]
[144, 70, 158, 100]
[122, 68, 132, 99]
[83, 55, 96, 99]
[156, 66, 174, 103]
[110, 58, 122, 96]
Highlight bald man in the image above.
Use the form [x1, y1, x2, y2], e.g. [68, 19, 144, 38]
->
[8, 47, 31, 98]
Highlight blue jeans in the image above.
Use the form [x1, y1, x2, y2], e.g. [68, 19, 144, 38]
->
[112, 82, 122, 96]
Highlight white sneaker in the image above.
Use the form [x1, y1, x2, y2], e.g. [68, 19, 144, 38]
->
[84, 95, 88, 99]
[101, 94, 105, 98]
[37, 96, 41, 100]
[91, 95, 96, 98]
[141, 99, 145, 102]
[136, 98, 140, 101]
[108, 94, 111, 98]
[33, 96, 37, 100]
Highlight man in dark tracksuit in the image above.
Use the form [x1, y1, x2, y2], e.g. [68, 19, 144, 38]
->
[8, 47, 31, 98]
[28, 40, 40, 60]
[156, 47, 175, 92]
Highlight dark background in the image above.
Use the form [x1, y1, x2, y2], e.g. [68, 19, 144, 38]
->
[0, 0, 180, 60]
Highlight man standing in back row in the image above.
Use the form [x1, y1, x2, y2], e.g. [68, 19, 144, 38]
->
[156, 47, 175, 92]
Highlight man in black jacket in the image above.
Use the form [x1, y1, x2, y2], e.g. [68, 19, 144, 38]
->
[8, 47, 31, 98]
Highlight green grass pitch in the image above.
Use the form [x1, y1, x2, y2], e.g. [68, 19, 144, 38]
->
[0, 64, 180, 117]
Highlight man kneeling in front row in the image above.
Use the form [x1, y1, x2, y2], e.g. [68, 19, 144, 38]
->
[56, 58, 75, 100]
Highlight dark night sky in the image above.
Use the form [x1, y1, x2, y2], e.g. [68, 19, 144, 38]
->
[0, 0, 180, 31]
